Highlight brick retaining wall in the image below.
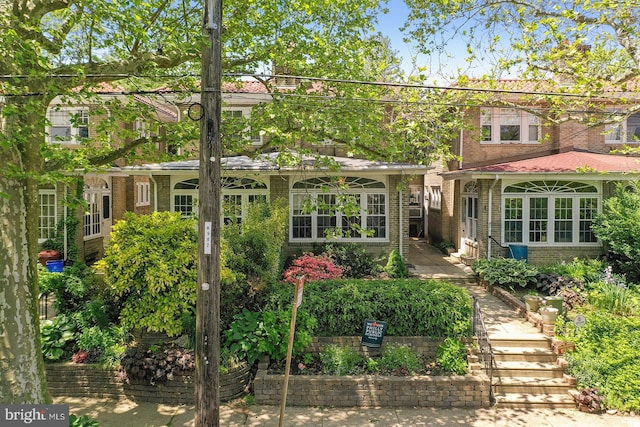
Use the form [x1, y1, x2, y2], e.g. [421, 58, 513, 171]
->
[46, 362, 250, 404]
[253, 336, 491, 408]
[254, 368, 491, 408]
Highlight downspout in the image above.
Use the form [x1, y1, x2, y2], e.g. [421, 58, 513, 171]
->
[399, 186, 403, 258]
[64, 184, 68, 261]
[487, 175, 499, 258]
[149, 174, 158, 212]
[458, 127, 464, 170]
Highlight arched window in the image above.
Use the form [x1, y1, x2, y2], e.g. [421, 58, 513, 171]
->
[502, 180, 599, 245]
[290, 176, 387, 241]
[172, 177, 268, 223]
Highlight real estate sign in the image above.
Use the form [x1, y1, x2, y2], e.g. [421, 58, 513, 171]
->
[361, 320, 387, 348]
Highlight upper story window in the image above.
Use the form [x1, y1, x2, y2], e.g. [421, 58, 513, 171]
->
[135, 118, 158, 139]
[604, 109, 640, 144]
[223, 108, 262, 146]
[48, 107, 89, 144]
[481, 108, 540, 144]
[290, 176, 387, 241]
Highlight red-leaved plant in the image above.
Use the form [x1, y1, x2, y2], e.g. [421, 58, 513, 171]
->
[282, 253, 343, 284]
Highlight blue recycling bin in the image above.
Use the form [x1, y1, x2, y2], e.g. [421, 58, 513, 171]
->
[46, 259, 64, 272]
[508, 244, 528, 262]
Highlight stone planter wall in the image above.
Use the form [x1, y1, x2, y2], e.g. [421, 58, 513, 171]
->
[254, 368, 491, 408]
[253, 336, 491, 408]
[46, 362, 251, 404]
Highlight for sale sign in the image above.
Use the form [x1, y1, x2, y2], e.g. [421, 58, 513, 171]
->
[361, 320, 387, 348]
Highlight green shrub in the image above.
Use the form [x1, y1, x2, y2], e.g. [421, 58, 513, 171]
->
[474, 257, 538, 289]
[98, 212, 198, 336]
[378, 343, 422, 374]
[264, 279, 472, 337]
[314, 242, 382, 278]
[40, 314, 76, 362]
[319, 345, 364, 375]
[224, 308, 317, 365]
[592, 181, 640, 283]
[564, 311, 640, 412]
[69, 414, 99, 427]
[75, 325, 126, 366]
[384, 249, 408, 278]
[436, 337, 468, 375]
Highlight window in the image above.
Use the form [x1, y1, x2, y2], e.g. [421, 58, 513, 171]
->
[290, 176, 387, 241]
[136, 182, 151, 207]
[502, 181, 599, 246]
[222, 108, 262, 145]
[429, 186, 441, 210]
[39, 190, 57, 241]
[48, 107, 89, 143]
[172, 177, 268, 221]
[481, 108, 540, 144]
[604, 109, 640, 143]
[135, 118, 158, 139]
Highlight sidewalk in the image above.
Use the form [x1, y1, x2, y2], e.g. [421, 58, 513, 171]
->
[52, 240, 640, 426]
[53, 396, 640, 426]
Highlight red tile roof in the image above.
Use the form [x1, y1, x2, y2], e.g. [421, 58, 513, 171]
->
[457, 151, 640, 174]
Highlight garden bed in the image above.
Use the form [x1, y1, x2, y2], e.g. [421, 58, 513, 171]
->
[253, 336, 491, 408]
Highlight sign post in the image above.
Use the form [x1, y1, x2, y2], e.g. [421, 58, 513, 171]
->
[278, 277, 305, 427]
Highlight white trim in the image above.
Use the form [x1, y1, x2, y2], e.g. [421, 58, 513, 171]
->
[500, 180, 601, 246]
[136, 182, 151, 207]
[38, 189, 57, 242]
[480, 107, 541, 144]
[47, 107, 89, 144]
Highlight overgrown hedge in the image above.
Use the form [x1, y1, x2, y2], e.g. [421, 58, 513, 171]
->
[263, 279, 472, 338]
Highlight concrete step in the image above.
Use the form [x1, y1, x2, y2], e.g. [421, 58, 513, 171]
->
[492, 347, 557, 363]
[494, 392, 576, 409]
[493, 377, 572, 394]
[494, 361, 565, 378]
[490, 335, 551, 349]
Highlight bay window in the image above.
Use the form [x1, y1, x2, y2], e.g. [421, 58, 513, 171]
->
[290, 176, 387, 241]
[502, 181, 599, 246]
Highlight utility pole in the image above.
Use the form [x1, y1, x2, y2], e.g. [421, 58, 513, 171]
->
[196, 0, 222, 425]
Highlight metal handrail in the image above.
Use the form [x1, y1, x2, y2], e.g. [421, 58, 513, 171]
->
[472, 296, 496, 404]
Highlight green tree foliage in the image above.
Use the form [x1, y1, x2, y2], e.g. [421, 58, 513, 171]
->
[99, 212, 198, 336]
[404, 0, 640, 86]
[592, 182, 640, 283]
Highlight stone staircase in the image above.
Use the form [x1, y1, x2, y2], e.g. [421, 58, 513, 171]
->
[491, 334, 576, 408]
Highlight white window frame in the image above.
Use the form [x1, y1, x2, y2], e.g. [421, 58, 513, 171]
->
[501, 180, 601, 246]
[289, 176, 388, 242]
[39, 190, 57, 242]
[47, 107, 89, 144]
[171, 177, 268, 222]
[429, 186, 441, 210]
[481, 107, 540, 144]
[222, 107, 263, 146]
[604, 109, 640, 144]
[136, 182, 151, 207]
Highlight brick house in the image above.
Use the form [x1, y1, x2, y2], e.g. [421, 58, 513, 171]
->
[41, 81, 431, 262]
[424, 80, 640, 264]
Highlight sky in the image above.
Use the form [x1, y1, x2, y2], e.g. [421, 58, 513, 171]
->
[375, 0, 518, 82]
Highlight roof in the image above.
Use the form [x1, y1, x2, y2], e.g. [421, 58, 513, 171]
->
[123, 152, 431, 175]
[443, 150, 640, 179]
